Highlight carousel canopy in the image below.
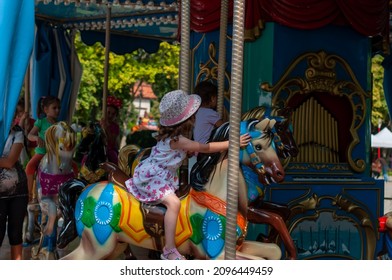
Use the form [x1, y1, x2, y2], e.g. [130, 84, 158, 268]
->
[35, 0, 179, 54]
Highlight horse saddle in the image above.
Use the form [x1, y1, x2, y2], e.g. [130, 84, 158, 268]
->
[140, 184, 190, 239]
[103, 161, 191, 243]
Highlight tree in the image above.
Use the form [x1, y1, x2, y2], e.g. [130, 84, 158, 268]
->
[73, 32, 179, 131]
[371, 54, 389, 132]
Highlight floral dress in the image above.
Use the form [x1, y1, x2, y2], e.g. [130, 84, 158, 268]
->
[125, 137, 186, 203]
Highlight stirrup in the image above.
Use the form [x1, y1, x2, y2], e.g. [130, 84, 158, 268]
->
[160, 247, 186, 260]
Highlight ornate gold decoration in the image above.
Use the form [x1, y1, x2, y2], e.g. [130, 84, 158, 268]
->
[286, 163, 350, 172]
[261, 51, 369, 172]
[288, 192, 377, 259]
[334, 194, 377, 260]
[195, 42, 231, 95]
[191, 39, 232, 121]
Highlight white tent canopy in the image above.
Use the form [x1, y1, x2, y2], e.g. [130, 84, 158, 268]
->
[371, 127, 392, 148]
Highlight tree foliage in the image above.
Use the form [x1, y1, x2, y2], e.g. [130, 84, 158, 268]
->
[73, 32, 179, 130]
[371, 54, 389, 131]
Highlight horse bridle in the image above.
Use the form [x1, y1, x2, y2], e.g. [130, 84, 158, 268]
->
[240, 120, 266, 176]
[240, 119, 282, 177]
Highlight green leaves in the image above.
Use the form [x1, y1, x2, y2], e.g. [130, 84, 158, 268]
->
[371, 55, 388, 130]
[73, 33, 179, 127]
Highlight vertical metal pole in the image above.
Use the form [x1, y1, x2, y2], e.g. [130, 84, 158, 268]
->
[378, 118, 382, 158]
[225, 0, 245, 260]
[179, 0, 190, 92]
[217, 0, 229, 117]
[179, 0, 192, 187]
[102, 4, 111, 120]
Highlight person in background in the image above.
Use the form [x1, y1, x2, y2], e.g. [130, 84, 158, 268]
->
[125, 90, 251, 260]
[26, 96, 60, 203]
[372, 158, 382, 178]
[0, 124, 28, 260]
[101, 96, 122, 165]
[13, 99, 36, 166]
[379, 157, 389, 182]
[189, 81, 225, 182]
[193, 80, 224, 144]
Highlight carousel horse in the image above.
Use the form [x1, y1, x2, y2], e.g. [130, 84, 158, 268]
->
[57, 117, 293, 260]
[241, 106, 298, 253]
[377, 211, 392, 259]
[28, 121, 77, 259]
[76, 121, 108, 183]
[56, 130, 157, 256]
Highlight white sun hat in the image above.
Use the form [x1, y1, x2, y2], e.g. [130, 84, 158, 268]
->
[159, 90, 201, 126]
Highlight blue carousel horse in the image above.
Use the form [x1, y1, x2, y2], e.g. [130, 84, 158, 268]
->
[57, 117, 293, 260]
[241, 106, 298, 251]
[29, 121, 77, 259]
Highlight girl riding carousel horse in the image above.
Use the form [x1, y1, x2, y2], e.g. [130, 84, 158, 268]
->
[57, 90, 298, 260]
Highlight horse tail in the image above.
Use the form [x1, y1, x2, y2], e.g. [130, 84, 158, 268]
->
[57, 178, 87, 249]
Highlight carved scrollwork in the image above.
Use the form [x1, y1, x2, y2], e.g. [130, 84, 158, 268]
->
[261, 51, 369, 172]
[288, 192, 377, 259]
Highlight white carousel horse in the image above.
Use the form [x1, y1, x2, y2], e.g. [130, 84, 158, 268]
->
[29, 121, 77, 259]
[57, 117, 293, 260]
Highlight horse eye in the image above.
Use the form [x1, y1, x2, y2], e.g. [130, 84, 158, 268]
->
[255, 144, 262, 151]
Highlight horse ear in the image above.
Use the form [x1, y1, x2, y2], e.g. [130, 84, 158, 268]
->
[255, 119, 269, 131]
[268, 119, 277, 129]
[255, 118, 276, 131]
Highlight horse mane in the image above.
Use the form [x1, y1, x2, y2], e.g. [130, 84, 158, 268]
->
[190, 122, 230, 191]
[77, 121, 107, 171]
[45, 121, 76, 164]
[242, 106, 267, 121]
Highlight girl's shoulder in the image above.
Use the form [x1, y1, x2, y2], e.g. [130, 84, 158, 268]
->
[35, 117, 47, 126]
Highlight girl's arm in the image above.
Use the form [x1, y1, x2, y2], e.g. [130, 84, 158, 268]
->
[0, 142, 23, 169]
[27, 125, 39, 142]
[28, 125, 44, 148]
[172, 134, 251, 154]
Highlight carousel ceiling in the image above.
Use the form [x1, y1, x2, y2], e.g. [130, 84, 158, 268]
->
[35, 0, 179, 52]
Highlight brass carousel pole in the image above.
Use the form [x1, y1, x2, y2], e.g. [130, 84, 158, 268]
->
[102, 3, 112, 120]
[179, 0, 190, 92]
[225, 0, 246, 260]
[217, 0, 229, 118]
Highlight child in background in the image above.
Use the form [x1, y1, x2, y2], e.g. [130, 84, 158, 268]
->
[193, 81, 224, 144]
[13, 99, 36, 165]
[125, 90, 251, 260]
[26, 96, 60, 203]
[101, 96, 121, 165]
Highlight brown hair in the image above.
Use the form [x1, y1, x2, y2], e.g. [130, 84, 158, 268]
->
[38, 96, 60, 119]
[194, 80, 218, 106]
[156, 115, 195, 142]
